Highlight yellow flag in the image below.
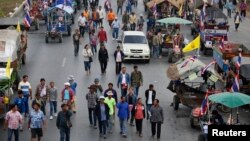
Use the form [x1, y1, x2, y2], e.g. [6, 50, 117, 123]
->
[178, 4, 183, 17]
[6, 57, 11, 79]
[182, 35, 200, 53]
[16, 21, 21, 32]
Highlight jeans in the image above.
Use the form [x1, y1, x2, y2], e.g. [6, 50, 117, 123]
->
[117, 6, 123, 15]
[50, 101, 57, 116]
[153, 46, 160, 58]
[88, 108, 96, 126]
[132, 85, 139, 98]
[235, 23, 240, 31]
[115, 62, 122, 74]
[74, 42, 80, 56]
[227, 9, 231, 18]
[135, 119, 143, 134]
[84, 61, 91, 71]
[130, 23, 136, 31]
[98, 120, 107, 135]
[79, 26, 85, 37]
[129, 111, 134, 124]
[107, 115, 114, 131]
[119, 118, 127, 134]
[126, 5, 132, 14]
[112, 28, 119, 39]
[7, 128, 19, 141]
[23, 95, 29, 114]
[100, 61, 108, 73]
[121, 87, 128, 97]
[91, 44, 97, 55]
[41, 100, 46, 115]
[60, 127, 70, 141]
[151, 122, 162, 138]
[146, 104, 152, 119]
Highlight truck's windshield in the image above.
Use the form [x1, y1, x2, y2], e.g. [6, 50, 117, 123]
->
[124, 35, 147, 44]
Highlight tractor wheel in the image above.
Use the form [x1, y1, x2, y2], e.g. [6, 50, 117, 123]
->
[173, 95, 179, 110]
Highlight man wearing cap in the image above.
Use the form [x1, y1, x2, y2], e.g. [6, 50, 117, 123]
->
[131, 65, 143, 98]
[104, 83, 118, 102]
[61, 83, 74, 110]
[117, 66, 130, 97]
[86, 85, 98, 128]
[95, 96, 109, 139]
[114, 46, 125, 74]
[104, 91, 116, 133]
[111, 17, 121, 40]
[93, 78, 103, 98]
[68, 75, 77, 113]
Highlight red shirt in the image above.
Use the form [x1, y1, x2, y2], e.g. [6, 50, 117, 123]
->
[98, 30, 107, 42]
[135, 104, 144, 119]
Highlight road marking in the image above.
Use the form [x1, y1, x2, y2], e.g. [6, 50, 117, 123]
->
[62, 57, 66, 67]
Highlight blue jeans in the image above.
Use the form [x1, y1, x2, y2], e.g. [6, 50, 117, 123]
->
[88, 108, 96, 126]
[98, 120, 107, 135]
[121, 87, 128, 97]
[60, 127, 70, 141]
[119, 118, 127, 135]
[84, 61, 91, 71]
[146, 104, 152, 119]
[7, 128, 19, 141]
[23, 95, 29, 114]
[153, 46, 160, 58]
[107, 115, 114, 131]
[50, 101, 57, 116]
[112, 28, 119, 39]
[133, 85, 139, 98]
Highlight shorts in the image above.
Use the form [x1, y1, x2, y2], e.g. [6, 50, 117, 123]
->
[31, 128, 43, 138]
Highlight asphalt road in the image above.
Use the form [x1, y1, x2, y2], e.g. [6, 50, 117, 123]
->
[1, 1, 250, 141]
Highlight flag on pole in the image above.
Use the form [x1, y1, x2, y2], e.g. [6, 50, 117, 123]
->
[178, 4, 183, 17]
[201, 91, 208, 115]
[201, 60, 216, 74]
[182, 35, 200, 53]
[181, 56, 197, 68]
[6, 58, 11, 79]
[231, 74, 240, 92]
[200, 4, 206, 31]
[16, 20, 21, 32]
[26, 0, 31, 7]
[23, 13, 31, 28]
[152, 2, 157, 18]
[236, 53, 242, 69]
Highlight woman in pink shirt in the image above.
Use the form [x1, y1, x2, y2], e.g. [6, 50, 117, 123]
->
[132, 98, 145, 137]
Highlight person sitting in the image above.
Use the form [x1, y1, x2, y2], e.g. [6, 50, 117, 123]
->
[211, 110, 225, 125]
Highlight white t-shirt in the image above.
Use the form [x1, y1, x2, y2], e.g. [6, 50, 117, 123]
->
[116, 52, 122, 62]
[147, 90, 153, 104]
[97, 9, 105, 19]
[40, 87, 46, 97]
[78, 16, 86, 26]
[122, 74, 126, 84]
[18, 81, 31, 96]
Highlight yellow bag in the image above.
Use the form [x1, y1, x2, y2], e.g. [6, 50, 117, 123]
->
[4, 96, 9, 104]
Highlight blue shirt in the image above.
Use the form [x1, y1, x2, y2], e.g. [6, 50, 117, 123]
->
[14, 97, 26, 113]
[100, 104, 106, 121]
[70, 82, 77, 94]
[116, 102, 129, 119]
[29, 110, 45, 128]
[64, 90, 70, 100]
[112, 20, 120, 29]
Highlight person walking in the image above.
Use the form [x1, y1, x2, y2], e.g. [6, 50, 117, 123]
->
[232, 0, 238, 13]
[104, 0, 111, 13]
[97, 26, 107, 46]
[92, 8, 100, 29]
[117, 66, 130, 97]
[95, 96, 110, 139]
[97, 6, 105, 26]
[14, 90, 26, 117]
[35, 78, 49, 115]
[137, 14, 145, 30]
[114, 46, 124, 74]
[61, 82, 74, 110]
[18, 75, 32, 117]
[29, 102, 46, 141]
[72, 29, 81, 56]
[225, 0, 233, 18]
[104, 83, 118, 102]
[239, 0, 247, 20]
[132, 98, 145, 137]
[129, 12, 137, 31]
[111, 17, 121, 40]
[32, 94, 45, 115]
[89, 30, 98, 55]
[145, 84, 156, 120]
[125, 0, 132, 14]
[56, 104, 72, 141]
[77, 13, 87, 37]
[107, 9, 116, 27]
[122, 11, 129, 25]
[116, 96, 130, 138]
[150, 99, 164, 139]
[234, 12, 242, 31]
[82, 44, 93, 75]
[104, 91, 116, 133]
[48, 81, 58, 120]
[93, 78, 103, 98]
[68, 75, 77, 113]
[117, 0, 124, 15]
[86, 85, 98, 128]
[4, 104, 23, 141]
[130, 65, 143, 98]
[126, 87, 137, 126]
[98, 45, 109, 74]
[152, 31, 161, 58]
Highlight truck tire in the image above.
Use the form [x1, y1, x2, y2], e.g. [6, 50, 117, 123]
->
[198, 134, 205, 141]
[173, 95, 179, 110]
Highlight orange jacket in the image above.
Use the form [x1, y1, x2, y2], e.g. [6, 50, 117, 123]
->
[107, 12, 115, 21]
[83, 11, 89, 20]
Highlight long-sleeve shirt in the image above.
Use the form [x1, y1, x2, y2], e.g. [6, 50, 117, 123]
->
[129, 15, 137, 24]
[86, 92, 98, 108]
[150, 105, 164, 123]
[98, 30, 107, 42]
[56, 110, 72, 128]
[130, 71, 143, 86]
[116, 101, 130, 119]
[98, 48, 109, 62]
[82, 48, 93, 62]
[48, 87, 58, 101]
[112, 20, 121, 29]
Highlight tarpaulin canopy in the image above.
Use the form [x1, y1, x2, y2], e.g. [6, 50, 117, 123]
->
[167, 0, 185, 9]
[0, 30, 20, 62]
[147, 0, 165, 8]
[157, 17, 192, 25]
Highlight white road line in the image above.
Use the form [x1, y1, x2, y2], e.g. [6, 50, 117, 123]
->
[62, 57, 66, 67]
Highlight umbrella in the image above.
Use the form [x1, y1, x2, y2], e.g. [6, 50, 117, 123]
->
[157, 17, 192, 25]
[55, 4, 74, 14]
[208, 92, 250, 108]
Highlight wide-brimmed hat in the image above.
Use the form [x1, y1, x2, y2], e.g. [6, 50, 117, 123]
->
[64, 82, 70, 86]
[99, 96, 105, 100]
[67, 75, 74, 80]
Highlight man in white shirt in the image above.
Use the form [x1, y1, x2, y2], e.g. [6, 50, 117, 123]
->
[111, 17, 121, 40]
[114, 46, 125, 74]
[77, 13, 87, 37]
[18, 75, 32, 117]
[145, 84, 156, 120]
[97, 6, 105, 26]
